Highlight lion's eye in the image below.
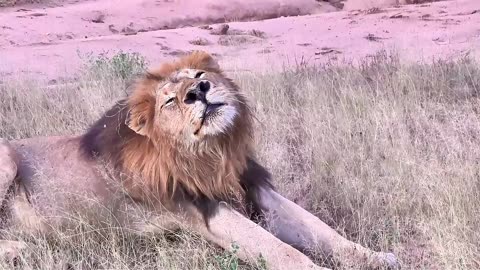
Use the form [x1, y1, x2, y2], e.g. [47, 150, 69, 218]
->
[164, 97, 175, 107]
[195, 71, 205, 78]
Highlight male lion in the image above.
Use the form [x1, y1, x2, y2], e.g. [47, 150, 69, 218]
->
[0, 51, 398, 269]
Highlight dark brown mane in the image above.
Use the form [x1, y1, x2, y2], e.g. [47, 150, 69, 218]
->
[80, 51, 273, 223]
[79, 97, 223, 221]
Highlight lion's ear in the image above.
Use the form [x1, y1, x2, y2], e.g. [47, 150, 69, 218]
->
[126, 99, 155, 136]
[182, 51, 220, 71]
[126, 75, 159, 136]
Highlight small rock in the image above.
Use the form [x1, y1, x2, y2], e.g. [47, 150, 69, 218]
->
[199, 25, 212, 30]
[108, 24, 119, 34]
[121, 26, 137, 35]
[210, 24, 229, 35]
[29, 12, 47, 17]
[91, 14, 105, 23]
[82, 11, 105, 23]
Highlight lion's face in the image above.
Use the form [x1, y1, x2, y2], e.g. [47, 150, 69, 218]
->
[155, 73, 241, 140]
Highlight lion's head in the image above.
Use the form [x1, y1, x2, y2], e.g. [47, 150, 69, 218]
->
[127, 52, 250, 144]
[81, 51, 264, 220]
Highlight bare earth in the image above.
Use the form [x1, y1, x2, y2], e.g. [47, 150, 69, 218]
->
[0, 0, 479, 81]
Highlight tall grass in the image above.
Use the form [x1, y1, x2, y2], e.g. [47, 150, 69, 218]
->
[1, 51, 479, 269]
[242, 52, 480, 269]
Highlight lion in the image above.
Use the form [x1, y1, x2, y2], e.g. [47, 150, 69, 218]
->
[0, 51, 398, 270]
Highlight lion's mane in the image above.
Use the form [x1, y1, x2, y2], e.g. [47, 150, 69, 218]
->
[80, 52, 273, 222]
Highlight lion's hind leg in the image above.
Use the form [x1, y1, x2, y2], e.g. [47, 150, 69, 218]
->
[0, 240, 26, 265]
[188, 203, 329, 270]
[256, 187, 399, 269]
[0, 138, 18, 204]
[0, 139, 27, 264]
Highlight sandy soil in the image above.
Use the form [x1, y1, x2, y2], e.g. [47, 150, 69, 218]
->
[0, 0, 478, 81]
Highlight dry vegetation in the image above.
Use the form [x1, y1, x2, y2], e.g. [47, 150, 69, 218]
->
[1, 51, 479, 269]
[0, 0, 42, 7]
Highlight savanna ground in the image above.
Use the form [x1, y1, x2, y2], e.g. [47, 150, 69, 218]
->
[0, 51, 479, 269]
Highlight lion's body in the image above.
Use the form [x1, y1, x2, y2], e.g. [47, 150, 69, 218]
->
[4, 135, 322, 270]
[0, 51, 398, 270]
[7, 135, 190, 237]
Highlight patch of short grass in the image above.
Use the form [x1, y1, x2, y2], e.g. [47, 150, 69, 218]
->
[80, 50, 148, 81]
[189, 37, 212, 46]
[0, 0, 45, 7]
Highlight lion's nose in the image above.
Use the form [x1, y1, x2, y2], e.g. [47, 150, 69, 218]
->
[184, 81, 210, 104]
[197, 81, 210, 93]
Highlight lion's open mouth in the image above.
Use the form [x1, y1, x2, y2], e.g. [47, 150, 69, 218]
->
[194, 102, 226, 135]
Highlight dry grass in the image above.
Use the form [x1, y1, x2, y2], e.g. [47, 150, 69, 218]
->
[189, 37, 212, 46]
[1, 51, 480, 269]
[0, 0, 16, 7]
[0, 0, 44, 7]
[217, 35, 261, 47]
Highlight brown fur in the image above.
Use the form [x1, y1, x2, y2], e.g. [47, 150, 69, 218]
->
[81, 51, 271, 222]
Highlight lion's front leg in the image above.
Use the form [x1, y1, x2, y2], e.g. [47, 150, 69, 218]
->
[188, 203, 329, 270]
[255, 187, 399, 269]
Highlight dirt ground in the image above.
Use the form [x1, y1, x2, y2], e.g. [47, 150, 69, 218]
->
[0, 0, 478, 81]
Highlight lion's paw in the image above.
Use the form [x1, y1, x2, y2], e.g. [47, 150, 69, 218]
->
[373, 252, 400, 269]
[0, 240, 27, 266]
